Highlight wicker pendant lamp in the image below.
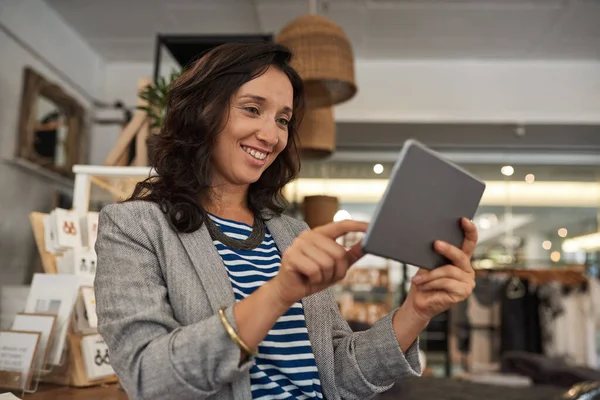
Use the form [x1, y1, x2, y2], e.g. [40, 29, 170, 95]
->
[303, 195, 339, 228]
[276, 1, 357, 108]
[298, 105, 336, 159]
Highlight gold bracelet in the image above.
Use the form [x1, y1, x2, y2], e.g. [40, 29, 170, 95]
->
[218, 308, 258, 357]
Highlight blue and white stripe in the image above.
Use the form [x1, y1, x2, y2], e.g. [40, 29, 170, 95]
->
[209, 214, 324, 400]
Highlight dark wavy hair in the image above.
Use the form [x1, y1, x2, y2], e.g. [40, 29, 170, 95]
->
[126, 42, 305, 233]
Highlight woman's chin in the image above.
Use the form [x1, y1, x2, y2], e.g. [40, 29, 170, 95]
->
[233, 172, 263, 186]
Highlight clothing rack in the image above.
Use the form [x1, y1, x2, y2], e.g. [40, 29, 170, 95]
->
[461, 266, 590, 372]
[474, 266, 588, 287]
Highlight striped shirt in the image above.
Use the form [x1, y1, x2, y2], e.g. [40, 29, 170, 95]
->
[209, 214, 324, 400]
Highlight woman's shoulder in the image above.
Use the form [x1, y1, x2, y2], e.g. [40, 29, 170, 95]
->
[99, 200, 166, 230]
[268, 212, 310, 236]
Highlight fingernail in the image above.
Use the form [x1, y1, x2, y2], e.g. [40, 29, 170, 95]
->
[436, 241, 446, 249]
[412, 276, 422, 284]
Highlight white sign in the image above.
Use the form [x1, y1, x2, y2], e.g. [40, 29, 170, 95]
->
[0, 331, 40, 390]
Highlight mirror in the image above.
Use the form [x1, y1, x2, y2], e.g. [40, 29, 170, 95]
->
[17, 67, 85, 177]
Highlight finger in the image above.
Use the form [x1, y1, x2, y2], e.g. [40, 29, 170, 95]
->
[309, 233, 350, 282]
[299, 245, 335, 283]
[434, 241, 473, 274]
[313, 220, 369, 240]
[412, 265, 468, 285]
[345, 240, 365, 265]
[461, 217, 478, 258]
[419, 278, 473, 298]
[333, 258, 349, 282]
[309, 233, 348, 262]
[293, 253, 325, 285]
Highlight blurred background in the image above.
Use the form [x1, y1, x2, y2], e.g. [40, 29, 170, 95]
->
[1, 0, 600, 398]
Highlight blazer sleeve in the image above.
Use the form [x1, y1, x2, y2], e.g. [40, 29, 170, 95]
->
[94, 204, 253, 400]
[285, 217, 422, 399]
[330, 295, 422, 399]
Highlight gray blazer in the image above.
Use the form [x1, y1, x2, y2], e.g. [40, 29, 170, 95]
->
[94, 201, 421, 400]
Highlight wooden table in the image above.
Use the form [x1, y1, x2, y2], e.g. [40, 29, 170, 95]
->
[8, 383, 127, 399]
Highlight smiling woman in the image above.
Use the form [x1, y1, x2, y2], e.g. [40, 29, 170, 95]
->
[93, 42, 477, 400]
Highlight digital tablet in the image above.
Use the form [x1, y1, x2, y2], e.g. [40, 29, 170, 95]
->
[361, 139, 486, 269]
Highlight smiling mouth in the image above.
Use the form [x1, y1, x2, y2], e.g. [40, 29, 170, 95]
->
[241, 145, 268, 160]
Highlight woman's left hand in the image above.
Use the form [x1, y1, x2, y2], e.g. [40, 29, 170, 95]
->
[404, 218, 478, 322]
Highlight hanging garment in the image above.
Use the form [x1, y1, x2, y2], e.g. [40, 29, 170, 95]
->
[537, 282, 564, 354]
[468, 291, 502, 365]
[549, 285, 597, 368]
[500, 278, 543, 356]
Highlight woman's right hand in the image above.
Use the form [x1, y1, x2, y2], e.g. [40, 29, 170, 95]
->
[269, 220, 369, 307]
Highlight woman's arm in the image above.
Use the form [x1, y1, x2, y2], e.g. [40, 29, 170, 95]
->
[94, 205, 289, 399]
[328, 292, 423, 400]
[279, 217, 422, 399]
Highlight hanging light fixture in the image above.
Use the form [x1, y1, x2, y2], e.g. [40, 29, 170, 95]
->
[276, 0, 357, 108]
[303, 195, 339, 228]
[297, 105, 336, 159]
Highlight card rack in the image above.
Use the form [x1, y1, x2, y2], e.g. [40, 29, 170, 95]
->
[24, 165, 153, 389]
[28, 211, 119, 388]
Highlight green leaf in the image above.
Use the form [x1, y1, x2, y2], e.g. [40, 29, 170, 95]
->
[134, 69, 182, 129]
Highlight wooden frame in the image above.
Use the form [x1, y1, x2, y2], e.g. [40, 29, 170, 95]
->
[16, 67, 86, 178]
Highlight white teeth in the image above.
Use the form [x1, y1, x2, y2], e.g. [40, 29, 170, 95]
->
[243, 146, 267, 160]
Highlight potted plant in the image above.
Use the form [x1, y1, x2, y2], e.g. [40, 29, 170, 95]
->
[137, 69, 181, 131]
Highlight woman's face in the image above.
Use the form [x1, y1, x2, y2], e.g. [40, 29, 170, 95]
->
[210, 67, 293, 188]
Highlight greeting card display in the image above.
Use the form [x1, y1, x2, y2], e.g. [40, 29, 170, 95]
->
[0, 330, 41, 390]
[10, 314, 56, 372]
[80, 335, 114, 380]
[73, 287, 97, 335]
[28, 205, 118, 389]
[24, 274, 80, 365]
[84, 212, 99, 249]
[43, 209, 99, 256]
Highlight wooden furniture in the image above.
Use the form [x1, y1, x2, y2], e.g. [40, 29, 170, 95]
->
[26, 212, 118, 388]
[10, 383, 126, 400]
[104, 78, 151, 168]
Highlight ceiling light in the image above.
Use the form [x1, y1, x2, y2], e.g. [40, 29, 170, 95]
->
[558, 228, 568, 238]
[542, 240, 552, 250]
[550, 251, 561, 263]
[501, 165, 514, 176]
[373, 164, 384, 174]
[525, 174, 535, 183]
[333, 209, 352, 222]
[477, 213, 498, 230]
[563, 232, 600, 252]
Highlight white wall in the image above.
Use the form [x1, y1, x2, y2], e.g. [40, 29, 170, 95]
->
[104, 58, 600, 125]
[337, 60, 600, 124]
[0, 0, 105, 285]
[104, 60, 180, 106]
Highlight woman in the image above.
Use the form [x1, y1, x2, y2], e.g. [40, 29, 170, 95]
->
[94, 42, 478, 400]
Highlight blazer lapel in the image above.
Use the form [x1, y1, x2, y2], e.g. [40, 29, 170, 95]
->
[267, 215, 335, 398]
[177, 223, 235, 312]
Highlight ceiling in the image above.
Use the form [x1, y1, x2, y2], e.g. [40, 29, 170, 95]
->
[45, 0, 600, 62]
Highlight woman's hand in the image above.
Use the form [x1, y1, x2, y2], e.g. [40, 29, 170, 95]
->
[269, 220, 368, 307]
[403, 218, 478, 322]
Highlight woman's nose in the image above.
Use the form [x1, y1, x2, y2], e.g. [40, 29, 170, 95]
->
[255, 121, 280, 146]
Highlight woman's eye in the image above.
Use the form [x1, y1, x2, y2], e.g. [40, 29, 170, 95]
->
[245, 107, 260, 115]
[277, 118, 290, 127]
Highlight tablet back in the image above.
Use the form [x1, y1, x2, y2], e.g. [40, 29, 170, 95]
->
[361, 140, 486, 269]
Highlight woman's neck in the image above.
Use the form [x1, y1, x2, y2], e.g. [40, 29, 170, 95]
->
[204, 184, 254, 225]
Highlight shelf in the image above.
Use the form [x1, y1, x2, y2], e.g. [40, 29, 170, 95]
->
[4, 157, 74, 190]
